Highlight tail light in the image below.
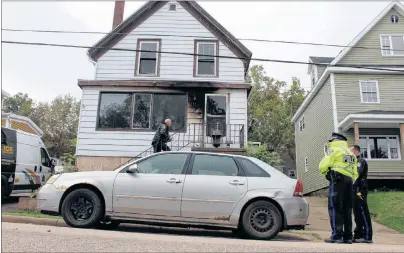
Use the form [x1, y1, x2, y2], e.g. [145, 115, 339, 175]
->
[293, 179, 303, 197]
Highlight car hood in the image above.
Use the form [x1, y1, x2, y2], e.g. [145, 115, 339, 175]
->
[56, 171, 118, 181]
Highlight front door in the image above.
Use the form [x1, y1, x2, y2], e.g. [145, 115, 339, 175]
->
[181, 154, 248, 220]
[205, 94, 228, 147]
[113, 153, 190, 217]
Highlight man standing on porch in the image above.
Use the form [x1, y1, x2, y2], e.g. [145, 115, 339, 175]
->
[152, 119, 172, 153]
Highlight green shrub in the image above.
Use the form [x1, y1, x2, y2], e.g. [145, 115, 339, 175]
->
[246, 142, 283, 167]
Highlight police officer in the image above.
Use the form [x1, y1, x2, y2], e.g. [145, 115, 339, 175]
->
[319, 132, 358, 244]
[350, 145, 373, 244]
[151, 119, 172, 153]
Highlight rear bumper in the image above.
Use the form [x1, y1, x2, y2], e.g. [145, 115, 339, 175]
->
[36, 184, 64, 214]
[278, 197, 309, 227]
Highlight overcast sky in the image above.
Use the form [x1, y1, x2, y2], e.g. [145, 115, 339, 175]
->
[2, 1, 392, 102]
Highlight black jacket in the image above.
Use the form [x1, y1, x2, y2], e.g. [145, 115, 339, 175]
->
[151, 123, 170, 146]
[353, 156, 368, 192]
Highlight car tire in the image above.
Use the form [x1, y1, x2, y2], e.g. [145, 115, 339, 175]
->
[1, 184, 5, 203]
[240, 200, 283, 240]
[61, 188, 103, 228]
[94, 220, 121, 230]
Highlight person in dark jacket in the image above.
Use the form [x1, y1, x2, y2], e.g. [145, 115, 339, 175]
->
[151, 119, 172, 153]
[350, 145, 373, 244]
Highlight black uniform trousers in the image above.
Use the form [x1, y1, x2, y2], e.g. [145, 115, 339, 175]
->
[152, 141, 171, 153]
[353, 189, 373, 240]
[328, 172, 353, 241]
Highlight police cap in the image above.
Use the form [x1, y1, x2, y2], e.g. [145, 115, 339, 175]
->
[329, 132, 347, 142]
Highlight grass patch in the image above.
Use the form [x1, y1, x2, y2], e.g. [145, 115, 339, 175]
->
[2, 209, 59, 219]
[368, 192, 404, 233]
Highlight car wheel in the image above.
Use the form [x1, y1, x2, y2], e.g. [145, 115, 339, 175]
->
[1, 184, 5, 203]
[94, 220, 121, 230]
[61, 188, 103, 228]
[241, 200, 283, 240]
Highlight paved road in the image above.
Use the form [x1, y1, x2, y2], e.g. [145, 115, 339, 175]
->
[2, 223, 403, 252]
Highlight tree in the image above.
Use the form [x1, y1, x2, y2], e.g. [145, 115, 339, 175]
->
[247, 65, 306, 164]
[3, 93, 34, 116]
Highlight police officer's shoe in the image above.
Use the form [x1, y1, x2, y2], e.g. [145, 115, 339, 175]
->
[353, 238, 373, 244]
[324, 238, 344, 244]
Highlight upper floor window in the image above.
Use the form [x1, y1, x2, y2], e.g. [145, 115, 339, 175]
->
[97, 92, 186, 131]
[359, 80, 380, 103]
[359, 136, 401, 160]
[136, 40, 161, 76]
[194, 40, 218, 77]
[299, 116, 305, 132]
[380, 35, 404, 56]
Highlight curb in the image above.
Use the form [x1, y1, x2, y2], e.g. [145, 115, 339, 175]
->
[2, 215, 67, 227]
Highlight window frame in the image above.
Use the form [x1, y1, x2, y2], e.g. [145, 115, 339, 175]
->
[379, 35, 404, 56]
[299, 116, 305, 132]
[359, 80, 380, 104]
[96, 91, 188, 132]
[135, 39, 162, 76]
[194, 40, 219, 78]
[186, 153, 245, 177]
[358, 135, 401, 161]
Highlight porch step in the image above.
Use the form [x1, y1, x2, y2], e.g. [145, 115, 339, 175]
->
[191, 147, 246, 156]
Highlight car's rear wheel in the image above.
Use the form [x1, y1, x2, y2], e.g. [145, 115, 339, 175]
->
[61, 188, 103, 228]
[240, 200, 283, 240]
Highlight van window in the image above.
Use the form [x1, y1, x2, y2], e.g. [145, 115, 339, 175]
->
[1, 131, 6, 145]
[40, 148, 51, 167]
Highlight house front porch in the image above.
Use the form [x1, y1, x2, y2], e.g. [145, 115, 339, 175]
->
[338, 111, 404, 179]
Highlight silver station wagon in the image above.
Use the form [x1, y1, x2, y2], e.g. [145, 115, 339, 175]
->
[37, 151, 309, 240]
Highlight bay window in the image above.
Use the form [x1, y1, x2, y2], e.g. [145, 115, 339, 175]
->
[97, 92, 187, 131]
[358, 136, 401, 160]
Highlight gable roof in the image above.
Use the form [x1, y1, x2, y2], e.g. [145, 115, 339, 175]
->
[87, 1, 253, 74]
[330, 1, 404, 66]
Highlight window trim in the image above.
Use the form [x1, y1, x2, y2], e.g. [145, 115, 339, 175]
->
[95, 91, 188, 133]
[187, 153, 245, 177]
[304, 157, 308, 172]
[134, 39, 162, 76]
[299, 116, 305, 132]
[194, 40, 219, 78]
[379, 35, 404, 57]
[359, 135, 401, 161]
[359, 80, 380, 104]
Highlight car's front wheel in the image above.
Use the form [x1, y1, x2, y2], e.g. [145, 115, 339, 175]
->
[61, 188, 103, 228]
[240, 200, 283, 240]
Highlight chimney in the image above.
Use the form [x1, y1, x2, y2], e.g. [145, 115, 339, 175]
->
[112, 1, 125, 29]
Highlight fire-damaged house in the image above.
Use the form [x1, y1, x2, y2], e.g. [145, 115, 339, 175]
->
[76, 1, 253, 171]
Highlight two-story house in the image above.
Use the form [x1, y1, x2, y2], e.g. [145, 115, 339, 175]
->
[76, 1, 252, 171]
[292, 1, 404, 194]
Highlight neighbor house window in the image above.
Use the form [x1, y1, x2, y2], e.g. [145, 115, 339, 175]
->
[299, 117, 305, 132]
[359, 81, 380, 103]
[136, 40, 161, 76]
[195, 40, 218, 77]
[358, 136, 401, 160]
[380, 35, 404, 56]
[97, 92, 187, 131]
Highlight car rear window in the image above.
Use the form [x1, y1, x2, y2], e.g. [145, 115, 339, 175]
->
[237, 158, 270, 178]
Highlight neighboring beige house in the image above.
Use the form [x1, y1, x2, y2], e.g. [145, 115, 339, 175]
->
[76, 1, 252, 171]
[293, 1, 404, 194]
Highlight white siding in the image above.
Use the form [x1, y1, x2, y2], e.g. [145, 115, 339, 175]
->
[76, 87, 247, 157]
[95, 1, 245, 83]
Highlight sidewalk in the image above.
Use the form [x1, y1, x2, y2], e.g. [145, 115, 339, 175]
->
[301, 196, 403, 245]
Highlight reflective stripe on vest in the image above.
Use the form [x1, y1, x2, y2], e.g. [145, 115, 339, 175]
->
[330, 147, 355, 177]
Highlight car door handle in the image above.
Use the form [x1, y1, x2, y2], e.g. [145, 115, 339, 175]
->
[34, 166, 37, 172]
[166, 178, 182, 184]
[39, 166, 42, 172]
[229, 180, 245, 186]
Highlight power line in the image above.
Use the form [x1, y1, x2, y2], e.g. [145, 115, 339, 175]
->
[3, 40, 404, 73]
[3, 28, 404, 52]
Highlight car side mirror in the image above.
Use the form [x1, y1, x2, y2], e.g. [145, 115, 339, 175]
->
[127, 164, 139, 174]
